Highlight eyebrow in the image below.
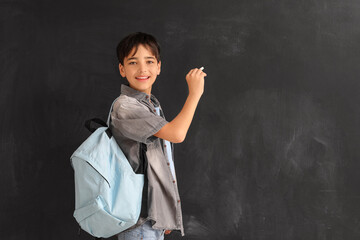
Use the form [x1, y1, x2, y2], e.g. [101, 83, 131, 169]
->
[126, 56, 156, 62]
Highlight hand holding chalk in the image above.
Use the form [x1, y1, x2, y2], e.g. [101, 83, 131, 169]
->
[186, 66, 207, 98]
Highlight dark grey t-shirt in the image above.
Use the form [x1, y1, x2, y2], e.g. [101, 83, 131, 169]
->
[110, 84, 184, 236]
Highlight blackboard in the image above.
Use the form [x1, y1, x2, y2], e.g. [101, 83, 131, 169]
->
[1, 0, 359, 239]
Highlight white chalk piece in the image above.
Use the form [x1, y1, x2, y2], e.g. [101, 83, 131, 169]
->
[200, 67, 204, 71]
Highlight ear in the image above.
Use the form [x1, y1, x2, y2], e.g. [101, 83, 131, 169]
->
[119, 63, 126, 78]
[157, 61, 161, 75]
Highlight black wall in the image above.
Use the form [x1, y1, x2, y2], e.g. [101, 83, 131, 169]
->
[1, 0, 360, 239]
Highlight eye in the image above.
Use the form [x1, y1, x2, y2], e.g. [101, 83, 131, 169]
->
[147, 60, 154, 64]
[129, 62, 136, 65]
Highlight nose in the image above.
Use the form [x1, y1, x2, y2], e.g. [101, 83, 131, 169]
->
[138, 62, 147, 73]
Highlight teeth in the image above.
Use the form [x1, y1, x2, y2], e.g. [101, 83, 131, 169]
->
[136, 77, 149, 79]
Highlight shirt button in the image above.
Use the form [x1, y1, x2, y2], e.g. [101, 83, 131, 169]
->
[167, 162, 170, 166]
[177, 200, 180, 203]
[153, 109, 156, 112]
[173, 180, 175, 183]
[146, 96, 149, 99]
[164, 145, 167, 148]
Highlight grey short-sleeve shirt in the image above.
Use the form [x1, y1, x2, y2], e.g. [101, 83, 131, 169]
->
[111, 94, 168, 144]
[109, 84, 185, 236]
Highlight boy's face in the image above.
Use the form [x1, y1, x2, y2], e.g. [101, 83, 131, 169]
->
[119, 44, 161, 95]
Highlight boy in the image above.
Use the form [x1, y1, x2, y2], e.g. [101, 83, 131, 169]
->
[110, 32, 206, 240]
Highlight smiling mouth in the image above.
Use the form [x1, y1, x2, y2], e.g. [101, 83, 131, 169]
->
[136, 76, 150, 80]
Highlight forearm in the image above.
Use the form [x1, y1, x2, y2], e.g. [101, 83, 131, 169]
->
[154, 67, 206, 143]
[154, 93, 201, 143]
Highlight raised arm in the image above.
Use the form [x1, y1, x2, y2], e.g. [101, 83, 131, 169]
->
[154, 67, 207, 143]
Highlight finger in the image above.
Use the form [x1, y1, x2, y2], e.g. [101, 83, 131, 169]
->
[188, 68, 197, 75]
[198, 71, 207, 78]
[187, 69, 194, 76]
[193, 68, 203, 75]
[197, 68, 206, 76]
[191, 68, 199, 75]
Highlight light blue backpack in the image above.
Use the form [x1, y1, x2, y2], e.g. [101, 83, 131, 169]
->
[70, 98, 145, 238]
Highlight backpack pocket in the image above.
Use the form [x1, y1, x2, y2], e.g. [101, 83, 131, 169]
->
[74, 195, 127, 238]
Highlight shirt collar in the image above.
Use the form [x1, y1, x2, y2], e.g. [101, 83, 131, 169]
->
[120, 84, 161, 107]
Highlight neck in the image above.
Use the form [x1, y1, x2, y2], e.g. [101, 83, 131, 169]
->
[145, 88, 151, 96]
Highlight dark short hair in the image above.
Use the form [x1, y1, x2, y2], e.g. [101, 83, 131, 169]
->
[116, 32, 161, 65]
